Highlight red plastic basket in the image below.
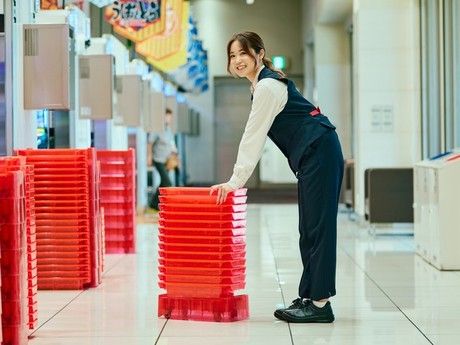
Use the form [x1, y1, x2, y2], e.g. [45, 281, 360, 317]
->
[159, 211, 246, 221]
[159, 187, 247, 196]
[159, 195, 247, 205]
[158, 294, 249, 322]
[159, 203, 247, 213]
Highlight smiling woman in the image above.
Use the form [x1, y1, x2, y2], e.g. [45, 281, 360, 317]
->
[210, 31, 344, 324]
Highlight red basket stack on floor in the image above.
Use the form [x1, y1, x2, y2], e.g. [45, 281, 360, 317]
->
[96, 149, 136, 254]
[0, 157, 38, 330]
[157, 187, 249, 322]
[16, 148, 102, 290]
[0, 170, 29, 345]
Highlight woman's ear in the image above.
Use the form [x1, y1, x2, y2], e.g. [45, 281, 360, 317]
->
[259, 48, 265, 60]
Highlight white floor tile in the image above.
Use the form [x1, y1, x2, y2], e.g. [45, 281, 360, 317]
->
[28, 204, 459, 344]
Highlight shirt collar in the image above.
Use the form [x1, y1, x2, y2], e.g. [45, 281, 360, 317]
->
[250, 65, 265, 94]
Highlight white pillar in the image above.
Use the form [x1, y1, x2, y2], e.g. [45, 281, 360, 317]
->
[314, 24, 352, 159]
[12, 0, 37, 150]
[352, 0, 421, 215]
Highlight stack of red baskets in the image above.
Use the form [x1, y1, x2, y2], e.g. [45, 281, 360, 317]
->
[0, 156, 38, 330]
[0, 170, 28, 345]
[96, 149, 136, 254]
[16, 148, 101, 290]
[157, 187, 249, 322]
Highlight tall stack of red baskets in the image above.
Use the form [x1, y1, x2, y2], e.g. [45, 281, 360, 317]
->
[96, 149, 136, 254]
[0, 156, 38, 332]
[16, 148, 102, 290]
[157, 187, 249, 322]
[0, 170, 29, 345]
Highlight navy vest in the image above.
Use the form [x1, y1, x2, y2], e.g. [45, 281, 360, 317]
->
[257, 68, 336, 174]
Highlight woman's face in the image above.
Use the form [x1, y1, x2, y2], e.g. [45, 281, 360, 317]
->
[229, 40, 259, 79]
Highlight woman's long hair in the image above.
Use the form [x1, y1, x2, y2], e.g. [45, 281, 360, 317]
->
[226, 32, 286, 78]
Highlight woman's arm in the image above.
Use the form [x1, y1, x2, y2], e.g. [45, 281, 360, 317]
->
[211, 78, 287, 203]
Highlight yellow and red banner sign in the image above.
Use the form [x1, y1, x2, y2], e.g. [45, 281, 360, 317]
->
[136, 0, 188, 72]
[104, 0, 166, 43]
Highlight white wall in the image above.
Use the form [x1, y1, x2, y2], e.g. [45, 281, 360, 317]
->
[314, 24, 351, 158]
[353, 0, 421, 215]
[186, 0, 303, 184]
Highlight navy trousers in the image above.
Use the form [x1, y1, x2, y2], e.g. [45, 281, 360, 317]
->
[296, 129, 344, 301]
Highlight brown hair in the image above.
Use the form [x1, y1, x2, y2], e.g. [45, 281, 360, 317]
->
[226, 31, 286, 78]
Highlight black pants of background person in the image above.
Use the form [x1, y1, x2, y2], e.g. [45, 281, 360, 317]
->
[151, 161, 172, 210]
[296, 129, 344, 301]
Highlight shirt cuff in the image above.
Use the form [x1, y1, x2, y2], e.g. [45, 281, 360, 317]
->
[227, 175, 244, 190]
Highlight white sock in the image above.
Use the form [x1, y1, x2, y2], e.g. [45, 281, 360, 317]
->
[312, 300, 328, 308]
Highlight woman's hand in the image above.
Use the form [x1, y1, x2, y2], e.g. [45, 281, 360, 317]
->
[210, 183, 235, 205]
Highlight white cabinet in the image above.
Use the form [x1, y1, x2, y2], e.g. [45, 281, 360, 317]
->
[414, 152, 460, 270]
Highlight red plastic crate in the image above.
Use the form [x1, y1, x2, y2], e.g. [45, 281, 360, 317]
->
[158, 234, 246, 245]
[159, 265, 245, 277]
[159, 187, 247, 197]
[158, 273, 245, 285]
[0, 223, 25, 250]
[158, 226, 246, 237]
[38, 270, 90, 278]
[158, 218, 246, 229]
[158, 257, 246, 269]
[36, 227, 90, 237]
[158, 281, 245, 298]
[34, 199, 89, 207]
[105, 229, 134, 241]
[38, 257, 90, 266]
[35, 219, 90, 227]
[1, 249, 25, 276]
[1, 274, 22, 301]
[159, 211, 246, 221]
[0, 198, 24, 224]
[37, 277, 90, 290]
[159, 195, 247, 205]
[2, 300, 23, 324]
[158, 249, 246, 261]
[158, 294, 249, 322]
[159, 203, 247, 213]
[0, 171, 24, 198]
[2, 324, 28, 345]
[158, 242, 246, 253]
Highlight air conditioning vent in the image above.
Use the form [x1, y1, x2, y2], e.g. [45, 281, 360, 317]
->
[24, 28, 39, 56]
[80, 58, 90, 79]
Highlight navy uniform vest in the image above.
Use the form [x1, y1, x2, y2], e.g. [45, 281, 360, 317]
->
[257, 67, 336, 174]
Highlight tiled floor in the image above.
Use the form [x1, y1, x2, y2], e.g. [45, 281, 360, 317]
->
[29, 204, 460, 344]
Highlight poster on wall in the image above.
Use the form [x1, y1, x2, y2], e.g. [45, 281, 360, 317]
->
[104, 0, 166, 43]
[41, 0, 64, 9]
[41, 0, 84, 10]
[135, 0, 188, 72]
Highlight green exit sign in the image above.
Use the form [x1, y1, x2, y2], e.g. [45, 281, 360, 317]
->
[272, 56, 288, 70]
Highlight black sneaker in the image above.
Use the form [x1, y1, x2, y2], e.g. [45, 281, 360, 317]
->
[281, 300, 335, 323]
[274, 298, 305, 321]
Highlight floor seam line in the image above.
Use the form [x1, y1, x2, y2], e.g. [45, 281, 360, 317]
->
[29, 290, 86, 337]
[339, 245, 434, 345]
[264, 215, 295, 345]
[154, 319, 169, 344]
[30, 255, 128, 337]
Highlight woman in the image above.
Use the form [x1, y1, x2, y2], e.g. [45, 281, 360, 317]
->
[150, 108, 178, 210]
[210, 32, 344, 323]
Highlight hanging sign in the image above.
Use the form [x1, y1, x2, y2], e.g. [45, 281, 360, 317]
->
[136, 0, 188, 72]
[104, 0, 166, 43]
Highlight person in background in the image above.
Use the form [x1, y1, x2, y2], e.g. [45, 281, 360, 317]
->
[210, 32, 344, 323]
[149, 108, 178, 210]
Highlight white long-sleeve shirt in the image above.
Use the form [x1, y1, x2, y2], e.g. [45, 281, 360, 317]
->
[227, 68, 288, 189]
